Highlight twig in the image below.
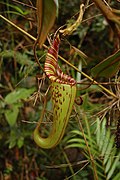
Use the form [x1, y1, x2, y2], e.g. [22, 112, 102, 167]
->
[63, 150, 76, 180]
[45, 159, 89, 168]
[74, 107, 98, 180]
[64, 162, 89, 180]
[12, 0, 36, 10]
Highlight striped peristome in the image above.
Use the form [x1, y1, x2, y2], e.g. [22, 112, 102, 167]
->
[34, 34, 76, 149]
[44, 34, 76, 85]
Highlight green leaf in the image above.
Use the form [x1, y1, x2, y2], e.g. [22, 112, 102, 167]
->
[91, 49, 120, 78]
[8, 129, 17, 149]
[5, 105, 19, 126]
[66, 143, 87, 149]
[0, 50, 34, 66]
[17, 136, 24, 148]
[67, 138, 86, 145]
[103, 135, 115, 165]
[5, 88, 35, 104]
[9, 138, 16, 149]
[113, 172, 120, 180]
[96, 118, 101, 145]
[101, 129, 110, 156]
[107, 153, 120, 179]
[105, 155, 113, 174]
[0, 2, 29, 15]
[99, 119, 106, 151]
[36, 0, 58, 47]
[4, 88, 35, 126]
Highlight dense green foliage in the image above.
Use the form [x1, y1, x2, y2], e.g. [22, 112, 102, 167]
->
[0, 0, 120, 179]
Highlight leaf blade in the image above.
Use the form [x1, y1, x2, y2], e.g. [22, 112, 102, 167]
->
[5, 88, 35, 104]
[36, 0, 58, 47]
[91, 49, 120, 78]
[5, 105, 19, 127]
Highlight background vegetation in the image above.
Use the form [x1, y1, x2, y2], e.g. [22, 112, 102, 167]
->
[0, 0, 120, 179]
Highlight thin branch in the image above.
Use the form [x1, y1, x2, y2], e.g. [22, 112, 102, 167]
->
[12, 0, 36, 10]
[92, 0, 120, 26]
[74, 107, 98, 180]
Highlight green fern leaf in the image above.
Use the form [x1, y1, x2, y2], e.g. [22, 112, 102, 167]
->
[107, 153, 120, 179]
[99, 119, 106, 151]
[105, 147, 117, 174]
[101, 129, 111, 156]
[96, 117, 101, 144]
[103, 136, 115, 165]
[113, 172, 120, 180]
[66, 118, 120, 179]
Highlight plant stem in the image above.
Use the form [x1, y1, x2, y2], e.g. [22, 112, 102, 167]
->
[74, 107, 98, 180]
[92, 0, 120, 26]
[0, 15, 118, 98]
[63, 151, 76, 180]
[0, 15, 36, 41]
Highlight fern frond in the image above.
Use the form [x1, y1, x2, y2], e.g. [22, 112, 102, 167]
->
[107, 153, 120, 179]
[66, 118, 120, 179]
[113, 171, 120, 180]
